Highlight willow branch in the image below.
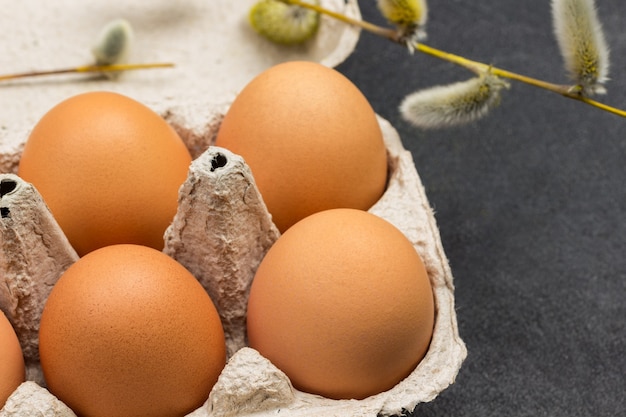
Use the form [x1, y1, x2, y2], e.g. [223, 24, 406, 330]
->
[414, 43, 626, 118]
[0, 63, 174, 83]
[283, 0, 397, 40]
[284, 0, 626, 118]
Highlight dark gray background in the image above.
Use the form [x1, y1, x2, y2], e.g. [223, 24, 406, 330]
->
[336, 1, 625, 416]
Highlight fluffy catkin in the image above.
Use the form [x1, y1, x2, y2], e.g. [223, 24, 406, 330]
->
[377, 0, 428, 47]
[376, 0, 428, 27]
[91, 19, 134, 65]
[400, 74, 509, 129]
[249, 0, 321, 45]
[551, 0, 609, 95]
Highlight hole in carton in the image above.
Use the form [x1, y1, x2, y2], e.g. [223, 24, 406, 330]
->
[211, 153, 228, 172]
[1, 207, 10, 218]
[0, 179, 17, 198]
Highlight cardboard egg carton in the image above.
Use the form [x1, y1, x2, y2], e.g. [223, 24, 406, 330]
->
[0, 1, 466, 416]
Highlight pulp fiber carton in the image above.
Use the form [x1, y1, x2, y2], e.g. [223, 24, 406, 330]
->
[0, 1, 466, 416]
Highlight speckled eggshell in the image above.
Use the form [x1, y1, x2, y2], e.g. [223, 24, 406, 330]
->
[38, 244, 226, 417]
[214, 61, 388, 233]
[0, 311, 25, 410]
[246, 208, 435, 400]
[17, 91, 192, 256]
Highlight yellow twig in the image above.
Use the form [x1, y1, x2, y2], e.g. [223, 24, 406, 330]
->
[574, 96, 626, 117]
[282, 0, 397, 40]
[414, 43, 626, 117]
[285, 0, 626, 118]
[0, 62, 174, 83]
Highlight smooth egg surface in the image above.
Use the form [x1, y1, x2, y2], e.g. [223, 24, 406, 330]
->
[246, 208, 435, 400]
[215, 61, 388, 233]
[38, 244, 226, 417]
[18, 91, 192, 256]
[0, 311, 25, 409]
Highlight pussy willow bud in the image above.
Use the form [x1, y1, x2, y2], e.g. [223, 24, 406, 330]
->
[400, 73, 510, 129]
[376, 0, 428, 48]
[551, 0, 610, 95]
[249, 0, 321, 45]
[91, 19, 134, 66]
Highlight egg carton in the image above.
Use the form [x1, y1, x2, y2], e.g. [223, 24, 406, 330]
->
[0, 116, 466, 417]
[0, 1, 466, 416]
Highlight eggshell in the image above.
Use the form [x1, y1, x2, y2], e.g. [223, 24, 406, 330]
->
[38, 244, 226, 417]
[18, 91, 192, 256]
[246, 208, 434, 400]
[214, 61, 388, 233]
[0, 311, 25, 410]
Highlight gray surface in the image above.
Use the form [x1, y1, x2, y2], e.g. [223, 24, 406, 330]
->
[336, 1, 626, 416]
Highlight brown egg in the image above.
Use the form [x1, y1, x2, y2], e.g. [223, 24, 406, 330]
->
[0, 311, 25, 409]
[18, 91, 192, 256]
[246, 209, 434, 400]
[39, 244, 226, 417]
[215, 61, 388, 233]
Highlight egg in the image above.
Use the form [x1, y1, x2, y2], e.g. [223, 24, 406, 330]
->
[246, 208, 434, 400]
[18, 91, 192, 256]
[215, 61, 388, 233]
[38, 244, 226, 417]
[0, 311, 25, 409]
